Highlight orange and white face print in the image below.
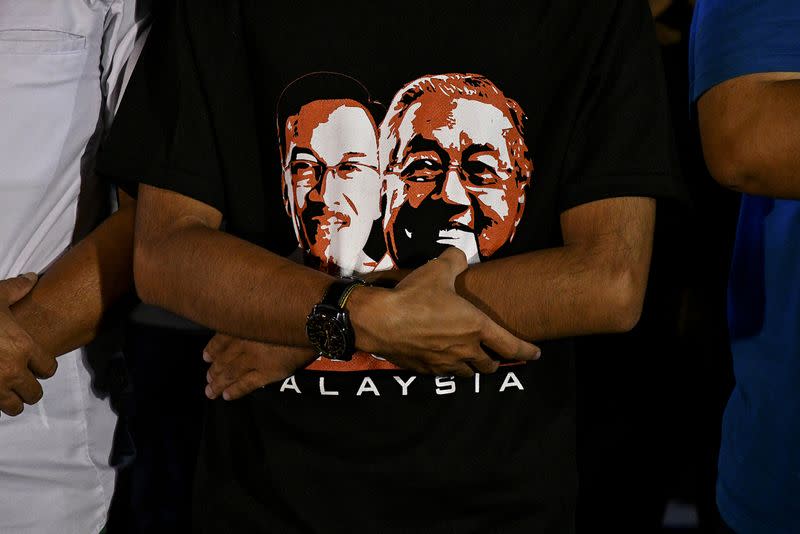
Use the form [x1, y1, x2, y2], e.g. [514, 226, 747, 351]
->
[380, 74, 533, 267]
[282, 98, 382, 275]
[278, 73, 532, 283]
[278, 73, 534, 373]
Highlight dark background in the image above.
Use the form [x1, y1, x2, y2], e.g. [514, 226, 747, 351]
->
[576, 2, 740, 532]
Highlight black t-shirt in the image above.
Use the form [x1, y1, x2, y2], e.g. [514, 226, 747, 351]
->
[98, 1, 680, 532]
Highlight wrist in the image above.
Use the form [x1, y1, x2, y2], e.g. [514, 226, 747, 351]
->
[346, 285, 391, 354]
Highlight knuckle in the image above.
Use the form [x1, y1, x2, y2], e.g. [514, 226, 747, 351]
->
[419, 362, 437, 375]
[412, 362, 432, 375]
[9, 333, 34, 357]
[468, 313, 487, 334]
[478, 361, 499, 374]
[453, 345, 474, 359]
[207, 335, 228, 354]
[435, 354, 457, 370]
[7, 368, 24, 385]
[214, 372, 231, 387]
[433, 364, 453, 376]
[429, 340, 449, 353]
[240, 374, 258, 387]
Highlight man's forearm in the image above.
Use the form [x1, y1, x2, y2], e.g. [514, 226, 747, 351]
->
[370, 244, 644, 343]
[11, 202, 135, 358]
[136, 224, 333, 347]
[456, 243, 645, 342]
[457, 197, 655, 342]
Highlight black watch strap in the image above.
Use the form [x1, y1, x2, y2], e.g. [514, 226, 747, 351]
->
[322, 277, 367, 309]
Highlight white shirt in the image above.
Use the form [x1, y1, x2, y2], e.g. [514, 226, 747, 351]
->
[0, 2, 149, 532]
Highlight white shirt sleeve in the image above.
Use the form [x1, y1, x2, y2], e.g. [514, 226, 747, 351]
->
[101, 0, 152, 127]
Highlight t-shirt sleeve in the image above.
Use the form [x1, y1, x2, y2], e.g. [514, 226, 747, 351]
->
[96, 1, 226, 214]
[690, 0, 800, 103]
[559, 0, 682, 213]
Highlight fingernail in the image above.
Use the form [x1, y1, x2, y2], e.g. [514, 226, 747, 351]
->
[206, 370, 213, 383]
[222, 391, 231, 401]
[205, 384, 214, 399]
[534, 350, 542, 360]
[21, 272, 37, 282]
[202, 351, 211, 363]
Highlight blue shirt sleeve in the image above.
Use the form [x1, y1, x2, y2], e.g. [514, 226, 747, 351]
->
[689, 0, 800, 102]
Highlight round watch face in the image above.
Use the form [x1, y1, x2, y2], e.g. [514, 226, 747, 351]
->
[306, 311, 349, 359]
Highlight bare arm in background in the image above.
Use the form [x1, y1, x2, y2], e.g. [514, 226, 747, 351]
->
[699, 72, 800, 199]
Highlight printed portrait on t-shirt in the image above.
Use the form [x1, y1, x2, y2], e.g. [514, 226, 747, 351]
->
[277, 72, 534, 372]
[379, 74, 534, 267]
[277, 73, 388, 276]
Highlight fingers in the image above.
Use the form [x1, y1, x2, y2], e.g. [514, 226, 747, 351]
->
[448, 363, 475, 379]
[466, 349, 501, 375]
[8, 325, 55, 379]
[401, 247, 470, 291]
[434, 247, 469, 286]
[28, 352, 57, 380]
[436, 348, 499, 378]
[205, 342, 317, 400]
[0, 390, 24, 417]
[203, 333, 234, 363]
[221, 371, 267, 401]
[13, 372, 44, 405]
[437, 247, 468, 269]
[205, 381, 221, 400]
[204, 335, 257, 399]
[206, 361, 239, 390]
[479, 316, 541, 361]
[0, 363, 41, 416]
[206, 360, 247, 399]
[0, 273, 38, 306]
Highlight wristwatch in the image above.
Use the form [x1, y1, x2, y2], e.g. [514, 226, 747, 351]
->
[305, 277, 368, 361]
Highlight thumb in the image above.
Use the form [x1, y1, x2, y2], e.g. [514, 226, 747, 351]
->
[0, 273, 38, 306]
[433, 247, 469, 284]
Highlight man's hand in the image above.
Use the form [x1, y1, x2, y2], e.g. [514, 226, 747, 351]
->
[360, 269, 410, 288]
[0, 274, 57, 417]
[349, 248, 541, 378]
[204, 334, 317, 401]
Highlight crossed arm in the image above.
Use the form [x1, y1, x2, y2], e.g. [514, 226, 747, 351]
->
[0, 191, 135, 416]
[134, 183, 655, 394]
[699, 72, 800, 199]
[456, 196, 653, 341]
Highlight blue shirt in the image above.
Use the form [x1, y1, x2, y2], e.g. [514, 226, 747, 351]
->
[690, 2, 800, 532]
